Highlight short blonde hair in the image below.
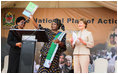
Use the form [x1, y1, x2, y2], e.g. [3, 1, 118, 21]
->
[79, 18, 87, 28]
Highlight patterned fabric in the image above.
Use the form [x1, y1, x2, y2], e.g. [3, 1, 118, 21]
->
[38, 28, 66, 73]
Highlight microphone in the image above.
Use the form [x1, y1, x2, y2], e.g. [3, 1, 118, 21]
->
[38, 24, 43, 29]
[24, 17, 30, 24]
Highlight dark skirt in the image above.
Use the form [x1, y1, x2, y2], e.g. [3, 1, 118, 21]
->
[7, 52, 20, 73]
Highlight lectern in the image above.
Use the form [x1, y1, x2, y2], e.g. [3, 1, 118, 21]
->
[10, 29, 49, 73]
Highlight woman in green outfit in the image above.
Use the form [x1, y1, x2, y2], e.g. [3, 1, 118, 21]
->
[30, 15, 66, 73]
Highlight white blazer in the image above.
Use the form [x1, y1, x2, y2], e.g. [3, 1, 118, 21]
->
[73, 29, 94, 55]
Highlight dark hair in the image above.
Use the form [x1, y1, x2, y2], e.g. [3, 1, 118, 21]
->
[79, 18, 87, 28]
[53, 18, 65, 31]
[60, 53, 66, 58]
[16, 16, 26, 24]
[109, 34, 114, 39]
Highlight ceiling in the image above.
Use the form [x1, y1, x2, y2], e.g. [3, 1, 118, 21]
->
[1, 1, 117, 11]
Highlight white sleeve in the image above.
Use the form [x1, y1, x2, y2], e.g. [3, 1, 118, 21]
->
[86, 32, 94, 48]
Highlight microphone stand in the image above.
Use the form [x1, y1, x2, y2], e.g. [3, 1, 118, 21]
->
[11, 17, 30, 29]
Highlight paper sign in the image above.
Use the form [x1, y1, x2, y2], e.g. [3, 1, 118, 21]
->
[72, 32, 78, 45]
[22, 2, 38, 17]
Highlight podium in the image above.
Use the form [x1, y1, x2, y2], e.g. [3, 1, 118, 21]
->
[10, 29, 49, 73]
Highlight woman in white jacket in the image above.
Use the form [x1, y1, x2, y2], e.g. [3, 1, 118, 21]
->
[70, 18, 94, 73]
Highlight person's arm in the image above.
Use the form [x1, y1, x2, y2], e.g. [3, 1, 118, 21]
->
[54, 39, 65, 48]
[7, 31, 16, 47]
[78, 38, 87, 45]
[29, 15, 39, 29]
[79, 32, 94, 48]
[7, 31, 22, 48]
[86, 32, 94, 48]
[71, 44, 75, 49]
[54, 39, 65, 47]
[16, 42, 22, 48]
[70, 37, 75, 49]
[53, 34, 66, 51]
